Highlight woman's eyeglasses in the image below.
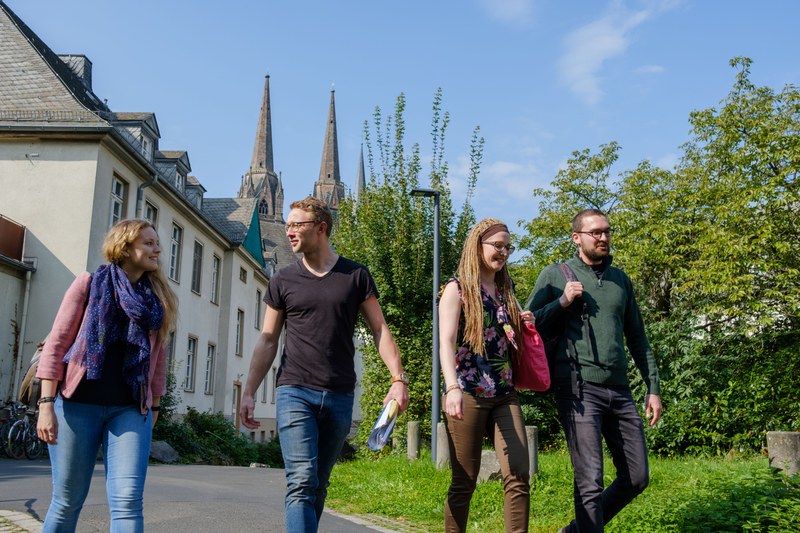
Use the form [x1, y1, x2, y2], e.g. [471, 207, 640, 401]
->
[482, 241, 515, 255]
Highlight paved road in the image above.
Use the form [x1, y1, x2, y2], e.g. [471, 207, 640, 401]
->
[0, 458, 400, 532]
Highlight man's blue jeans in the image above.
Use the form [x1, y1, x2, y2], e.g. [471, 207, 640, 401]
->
[554, 380, 649, 533]
[276, 385, 354, 533]
[43, 397, 152, 533]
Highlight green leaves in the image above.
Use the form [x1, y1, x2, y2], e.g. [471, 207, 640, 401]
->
[333, 90, 481, 449]
[518, 57, 800, 456]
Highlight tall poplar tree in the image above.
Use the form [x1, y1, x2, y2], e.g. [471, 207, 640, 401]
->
[334, 89, 483, 448]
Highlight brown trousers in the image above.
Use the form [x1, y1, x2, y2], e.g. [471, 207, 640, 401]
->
[443, 392, 530, 532]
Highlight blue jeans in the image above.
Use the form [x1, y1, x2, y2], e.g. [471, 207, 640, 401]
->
[43, 397, 152, 533]
[276, 385, 354, 533]
[554, 380, 649, 533]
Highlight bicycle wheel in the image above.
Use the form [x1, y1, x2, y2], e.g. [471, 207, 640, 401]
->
[6, 420, 27, 459]
[24, 423, 45, 460]
[0, 420, 12, 458]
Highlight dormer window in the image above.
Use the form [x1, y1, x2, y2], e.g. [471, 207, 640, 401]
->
[175, 173, 184, 192]
[141, 137, 151, 162]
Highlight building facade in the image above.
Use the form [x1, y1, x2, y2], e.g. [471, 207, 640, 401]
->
[0, 1, 366, 440]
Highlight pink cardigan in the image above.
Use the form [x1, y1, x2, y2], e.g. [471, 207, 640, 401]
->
[35, 271, 168, 414]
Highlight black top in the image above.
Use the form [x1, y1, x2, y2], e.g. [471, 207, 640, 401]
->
[265, 257, 379, 393]
[67, 341, 135, 406]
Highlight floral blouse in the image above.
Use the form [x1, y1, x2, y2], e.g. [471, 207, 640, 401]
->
[452, 279, 515, 398]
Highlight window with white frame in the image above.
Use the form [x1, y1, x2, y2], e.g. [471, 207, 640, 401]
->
[260, 378, 268, 403]
[255, 290, 262, 328]
[271, 368, 277, 404]
[210, 254, 221, 304]
[183, 336, 197, 391]
[235, 309, 244, 356]
[144, 201, 158, 225]
[169, 223, 183, 281]
[191, 240, 203, 294]
[204, 344, 215, 395]
[141, 137, 152, 162]
[239, 267, 247, 283]
[109, 176, 127, 227]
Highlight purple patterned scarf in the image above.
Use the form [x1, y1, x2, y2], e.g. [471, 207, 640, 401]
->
[64, 263, 163, 403]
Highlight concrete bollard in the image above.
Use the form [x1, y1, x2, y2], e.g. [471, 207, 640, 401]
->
[436, 421, 450, 470]
[526, 425, 539, 475]
[407, 421, 420, 460]
[767, 431, 800, 476]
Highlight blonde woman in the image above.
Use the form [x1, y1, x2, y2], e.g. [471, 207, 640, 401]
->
[439, 218, 533, 533]
[36, 219, 177, 533]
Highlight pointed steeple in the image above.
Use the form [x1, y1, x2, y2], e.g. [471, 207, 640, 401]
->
[240, 74, 283, 222]
[355, 144, 366, 203]
[251, 74, 274, 175]
[313, 87, 345, 212]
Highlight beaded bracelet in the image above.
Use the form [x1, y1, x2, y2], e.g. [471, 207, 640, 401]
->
[444, 384, 460, 395]
[37, 396, 56, 405]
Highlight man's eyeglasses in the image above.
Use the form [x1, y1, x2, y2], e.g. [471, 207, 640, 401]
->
[482, 241, 516, 255]
[285, 221, 318, 232]
[577, 229, 614, 240]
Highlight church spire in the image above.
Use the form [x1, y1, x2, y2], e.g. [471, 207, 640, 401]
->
[251, 74, 274, 175]
[355, 144, 366, 202]
[313, 88, 345, 212]
[240, 74, 282, 222]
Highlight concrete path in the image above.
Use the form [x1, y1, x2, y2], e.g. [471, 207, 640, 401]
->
[0, 458, 403, 532]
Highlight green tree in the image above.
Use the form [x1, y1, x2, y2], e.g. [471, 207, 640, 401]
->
[334, 89, 483, 449]
[514, 142, 621, 301]
[519, 58, 800, 455]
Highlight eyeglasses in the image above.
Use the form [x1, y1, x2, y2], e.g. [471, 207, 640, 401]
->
[482, 241, 515, 255]
[284, 221, 318, 232]
[577, 229, 614, 240]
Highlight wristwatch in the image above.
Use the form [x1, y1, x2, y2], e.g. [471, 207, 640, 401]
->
[391, 372, 409, 386]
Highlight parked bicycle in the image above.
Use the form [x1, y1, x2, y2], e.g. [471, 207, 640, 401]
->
[0, 401, 27, 458]
[3, 401, 46, 460]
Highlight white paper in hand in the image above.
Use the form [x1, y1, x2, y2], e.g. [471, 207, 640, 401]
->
[366, 399, 399, 451]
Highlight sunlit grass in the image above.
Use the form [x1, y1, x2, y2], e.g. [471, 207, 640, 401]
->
[327, 451, 800, 532]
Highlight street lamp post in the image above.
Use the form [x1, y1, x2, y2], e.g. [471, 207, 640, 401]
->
[411, 187, 441, 464]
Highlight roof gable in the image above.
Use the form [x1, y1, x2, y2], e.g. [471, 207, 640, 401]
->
[0, 1, 108, 126]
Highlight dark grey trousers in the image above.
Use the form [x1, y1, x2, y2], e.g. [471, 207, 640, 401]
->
[555, 380, 650, 533]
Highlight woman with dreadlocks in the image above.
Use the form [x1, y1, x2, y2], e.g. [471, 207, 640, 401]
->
[439, 218, 533, 533]
[36, 218, 178, 533]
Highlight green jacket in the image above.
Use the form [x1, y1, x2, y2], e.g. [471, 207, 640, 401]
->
[526, 256, 660, 395]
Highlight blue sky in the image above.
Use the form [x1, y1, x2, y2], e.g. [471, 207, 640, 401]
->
[8, 0, 799, 233]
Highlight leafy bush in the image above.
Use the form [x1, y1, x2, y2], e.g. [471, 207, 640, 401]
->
[153, 407, 284, 467]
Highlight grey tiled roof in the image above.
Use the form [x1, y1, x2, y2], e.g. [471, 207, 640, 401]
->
[203, 197, 257, 244]
[113, 112, 154, 121]
[157, 150, 187, 159]
[260, 219, 298, 271]
[203, 196, 297, 269]
[0, 1, 108, 127]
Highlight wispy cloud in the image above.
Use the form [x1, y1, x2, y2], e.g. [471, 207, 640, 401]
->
[635, 64, 666, 74]
[558, 1, 677, 105]
[449, 154, 548, 227]
[477, 0, 535, 27]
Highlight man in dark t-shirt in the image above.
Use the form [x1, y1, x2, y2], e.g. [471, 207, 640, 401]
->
[240, 197, 408, 533]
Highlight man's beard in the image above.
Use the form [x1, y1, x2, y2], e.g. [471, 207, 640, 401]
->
[583, 245, 609, 262]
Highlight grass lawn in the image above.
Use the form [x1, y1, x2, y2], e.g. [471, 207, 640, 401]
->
[327, 451, 800, 532]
